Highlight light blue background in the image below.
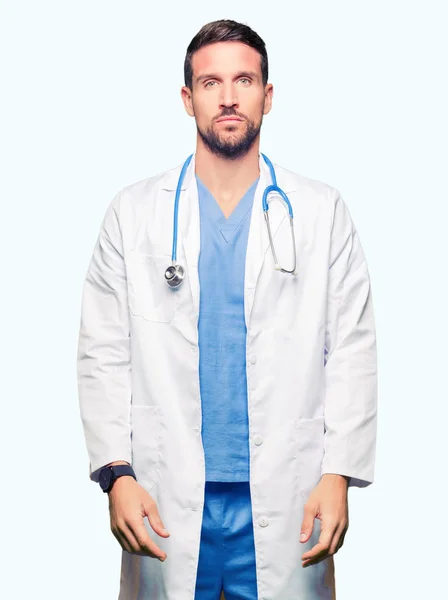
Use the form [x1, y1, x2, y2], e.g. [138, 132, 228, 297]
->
[1, 1, 446, 598]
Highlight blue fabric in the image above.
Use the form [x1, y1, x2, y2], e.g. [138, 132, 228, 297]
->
[194, 481, 258, 600]
[196, 175, 258, 482]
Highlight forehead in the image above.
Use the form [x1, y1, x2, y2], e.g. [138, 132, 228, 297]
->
[191, 41, 262, 80]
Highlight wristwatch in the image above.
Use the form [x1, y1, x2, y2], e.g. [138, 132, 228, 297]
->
[99, 464, 137, 493]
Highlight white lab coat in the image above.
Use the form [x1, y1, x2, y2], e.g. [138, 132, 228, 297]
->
[77, 153, 377, 599]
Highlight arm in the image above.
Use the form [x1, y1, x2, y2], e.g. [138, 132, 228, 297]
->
[300, 189, 377, 565]
[77, 191, 132, 483]
[77, 197, 170, 561]
[321, 189, 378, 489]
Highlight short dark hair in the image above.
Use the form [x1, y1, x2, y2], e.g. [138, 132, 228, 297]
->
[184, 19, 268, 89]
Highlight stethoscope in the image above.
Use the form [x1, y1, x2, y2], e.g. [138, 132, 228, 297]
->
[165, 153, 297, 288]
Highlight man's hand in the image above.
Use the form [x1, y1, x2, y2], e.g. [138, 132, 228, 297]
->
[299, 474, 349, 568]
[108, 476, 170, 561]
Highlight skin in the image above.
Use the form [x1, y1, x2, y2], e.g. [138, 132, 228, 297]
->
[107, 40, 350, 569]
[181, 41, 273, 217]
[107, 461, 169, 561]
[300, 474, 350, 567]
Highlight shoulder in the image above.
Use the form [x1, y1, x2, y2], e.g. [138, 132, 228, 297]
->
[110, 163, 181, 217]
[272, 162, 342, 213]
[275, 162, 340, 199]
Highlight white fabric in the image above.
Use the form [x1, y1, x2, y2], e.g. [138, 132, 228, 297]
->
[77, 153, 377, 599]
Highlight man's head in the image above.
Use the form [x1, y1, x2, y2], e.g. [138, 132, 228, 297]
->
[181, 20, 273, 160]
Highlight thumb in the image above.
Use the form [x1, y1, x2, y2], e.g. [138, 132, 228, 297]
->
[145, 501, 171, 538]
[299, 505, 315, 543]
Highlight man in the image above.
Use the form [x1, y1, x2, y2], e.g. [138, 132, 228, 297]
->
[77, 18, 377, 600]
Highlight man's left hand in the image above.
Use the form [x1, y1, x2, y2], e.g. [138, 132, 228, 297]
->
[299, 473, 349, 567]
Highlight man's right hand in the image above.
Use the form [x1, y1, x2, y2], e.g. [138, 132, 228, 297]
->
[108, 476, 170, 561]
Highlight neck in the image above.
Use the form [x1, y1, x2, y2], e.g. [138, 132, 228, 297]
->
[194, 135, 260, 204]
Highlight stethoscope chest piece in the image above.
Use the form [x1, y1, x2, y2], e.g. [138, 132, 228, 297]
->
[165, 264, 185, 288]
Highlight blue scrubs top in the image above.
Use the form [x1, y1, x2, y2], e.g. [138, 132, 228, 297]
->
[196, 174, 259, 482]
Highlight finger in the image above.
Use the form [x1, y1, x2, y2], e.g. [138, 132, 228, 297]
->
[128, 519, 167, 561]
[301, 520, 336, 561]
[112, 517, 143, 554]
[334, 527, 347, 553]
[329, 528, 345, 555]
[299, 504, 317, 543]
[111, 525, 134, 554]
[119, 523, 146, 554]
[302, 543, 331, 567]
[302, 525, 345, 566]
[333, 519, 349, 553]
[334, 538, 343, 553]
[145, 503, 170, 538]
[301, 540, 330, 563]
[302, 549, 329, 568]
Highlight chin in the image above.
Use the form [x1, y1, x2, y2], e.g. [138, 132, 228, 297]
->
[220, 125, 246, 138]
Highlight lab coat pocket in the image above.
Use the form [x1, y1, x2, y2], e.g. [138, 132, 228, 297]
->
[130, 405, 162, 494]
[126, 249, 180, 323]
[294, 416, 325, 502]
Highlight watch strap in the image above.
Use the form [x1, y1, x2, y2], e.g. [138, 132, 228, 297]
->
[111, 464, 136, 480]
[100, 464, 136, 493]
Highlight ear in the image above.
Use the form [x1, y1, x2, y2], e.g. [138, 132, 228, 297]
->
[180, 86, 195, 117]
[263, 83, 274, 116]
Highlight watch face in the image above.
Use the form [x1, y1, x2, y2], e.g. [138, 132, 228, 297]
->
[99, 468, 112, 491]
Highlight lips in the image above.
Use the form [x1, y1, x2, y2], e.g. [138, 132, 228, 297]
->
[216, 117, 243, 123]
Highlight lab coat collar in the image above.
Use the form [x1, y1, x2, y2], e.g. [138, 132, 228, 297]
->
[160, 152, 297, 194]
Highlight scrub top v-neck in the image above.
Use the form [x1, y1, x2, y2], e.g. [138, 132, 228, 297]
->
[196, 174, 259, 482]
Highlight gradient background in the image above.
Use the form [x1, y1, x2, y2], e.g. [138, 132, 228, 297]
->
[1, 1, 446, 598]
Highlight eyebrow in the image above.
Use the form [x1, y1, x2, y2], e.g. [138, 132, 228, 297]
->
[195, 71, 259, 84]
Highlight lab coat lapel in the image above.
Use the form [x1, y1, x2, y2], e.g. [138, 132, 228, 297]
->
[160, 155, 200, 325]
[182, 160, 201, 323]
[244, 155, 296, 328]
[161, 153, 296, 329]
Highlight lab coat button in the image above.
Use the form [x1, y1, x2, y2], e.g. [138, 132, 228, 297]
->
[258, 516, 269, 527]
[249, 354, 257, 364]
[253, 434, 264, 446]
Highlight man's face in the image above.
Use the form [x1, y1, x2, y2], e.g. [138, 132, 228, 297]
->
[182, 41, 273, 159]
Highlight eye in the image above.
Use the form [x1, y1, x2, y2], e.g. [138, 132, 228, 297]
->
[239, 78, 251, 85]
[205, 80, 217, 88]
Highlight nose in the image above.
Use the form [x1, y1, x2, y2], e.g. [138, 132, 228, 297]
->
[219, 81, 238, 110]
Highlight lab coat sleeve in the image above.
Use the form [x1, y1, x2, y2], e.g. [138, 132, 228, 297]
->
[321, 189, 378, 489]
[77, 190, 132, 483]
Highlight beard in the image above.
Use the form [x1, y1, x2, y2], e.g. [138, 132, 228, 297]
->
[197, 111, 262, 160]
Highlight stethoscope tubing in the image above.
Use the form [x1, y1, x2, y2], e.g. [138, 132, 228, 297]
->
[167, 153, 297, 286]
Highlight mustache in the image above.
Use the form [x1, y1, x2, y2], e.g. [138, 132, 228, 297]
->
[214, 108, 246, 120]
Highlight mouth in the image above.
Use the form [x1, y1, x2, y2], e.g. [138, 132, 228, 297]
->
[216, 117, 243, 123]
